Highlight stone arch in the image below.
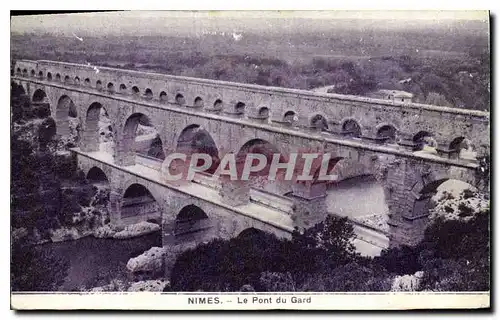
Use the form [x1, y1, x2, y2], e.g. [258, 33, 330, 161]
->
[175, 124, 220, 175]
[30, 69, 35, 77]
[283, 110, 298, 125]
[55, 95, 80, 139]
[235, 138, 286, 181]
[236, 227, 269, 238]
[413, 131, 437, 151]
[32, 89, 48, 103]
[16, 67, 21, 75]
[131, 86, 140, 96]
[449, 137, 474, 159]
[174, 204, 211, 242]
[47, 72, 52, 81]
[38, 71, 43, 79]
[118, 112, 165, 166]
[320, 157, 391, 237]
[193, 96, 204, 108]
[81, 102, 116, 154]
[408, 177, 478, 221]
[159, 91, 167, 102]
[376, 123, 397, 143]
[96, 80, 103, 91]
[86, 166, 109, 184]
[326, 157, 375, 183]
[107, 82, 115, 93]
[144, 88, 153, 99]
[257, 106, 270, 119]
[309, 113, 329, 131]
[121, 183, 161, 223]
[64, 75, 71, 84]
[211, 99, 223, 112]
[307, 155, 345, 184]
[175, 93, 186, 106]
[119, 84, 127, 94]
[341, 118, 362, 137]
[84, 78, 91, 86]
[234, 101, 246, 115]
[74, 76, 80, 85]
[55, 73, 61, 81]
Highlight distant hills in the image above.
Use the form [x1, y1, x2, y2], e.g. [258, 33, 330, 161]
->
[11, 11, 489, 38]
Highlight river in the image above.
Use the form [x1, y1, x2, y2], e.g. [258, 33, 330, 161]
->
[39, 231, 162, 291]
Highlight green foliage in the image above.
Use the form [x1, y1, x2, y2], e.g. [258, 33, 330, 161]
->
[290, 215, 359, 278]
[11, 240, 69, 291]
[298, 262, 392, 292]
[10, 85, 100, 238]
[419, 256, 489, 291]
[170, 231, 291, 291]
[376, 209, 490, 291]
[375, 245, 422, 275]
[171, 215, 360, 291]
[259, 272, 296, 292]
[421, 210, 489, 261]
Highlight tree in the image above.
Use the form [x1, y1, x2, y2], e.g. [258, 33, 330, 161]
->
[170, 214, 359, 291]
[424, 92, 453, 107]
[11, 240, 69, 291]
[291, 214, 358, 276]
[298, 262, 391, 292]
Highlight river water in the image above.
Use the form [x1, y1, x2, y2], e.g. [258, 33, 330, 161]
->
[39, 232, 162, 291]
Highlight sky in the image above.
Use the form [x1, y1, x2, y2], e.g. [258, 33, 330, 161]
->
[11, 10, 489, 36]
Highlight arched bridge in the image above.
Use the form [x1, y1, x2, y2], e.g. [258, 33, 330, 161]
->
[12, 59, 490, 254]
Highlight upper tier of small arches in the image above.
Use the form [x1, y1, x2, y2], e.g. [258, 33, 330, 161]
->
[13, 59, 489, 156]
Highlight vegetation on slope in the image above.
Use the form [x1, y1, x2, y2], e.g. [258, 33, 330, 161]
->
[170, 207, 490, 292]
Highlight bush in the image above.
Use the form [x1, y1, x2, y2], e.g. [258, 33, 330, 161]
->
[375, 209, 490, 291]
[374, 245, 421, 275]
[298, 262, 392, 292]
[11, 241, 69, 291]
[419, 256, 489, 291]
[170, 215, 359, 291]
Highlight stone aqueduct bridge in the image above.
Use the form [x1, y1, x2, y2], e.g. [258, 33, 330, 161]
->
[13, 59, 490, 252]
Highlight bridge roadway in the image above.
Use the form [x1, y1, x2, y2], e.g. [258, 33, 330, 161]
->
[75, 148, 389, 256]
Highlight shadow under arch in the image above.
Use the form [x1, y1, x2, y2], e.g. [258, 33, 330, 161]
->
[82, 102, 115, 154]
[121, 183, 161, 223]
[118, 112, 165, 166]
[86, 166, 109, 184]
[309, 113, 329, 131]
[408, 178, 479, 221]
[31, 89, 51, 118]
[235, 138, 286, 179]
[174, 204, 212, 243]
[341, 118, 362, 137]
[32, 89, 48, 103]
[175, 124, 220, 175]
[376, 124, 397, 143]
[237, 227, 269, 239]
[413, 131, 436, 151]
[55, 95, 80, 142]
